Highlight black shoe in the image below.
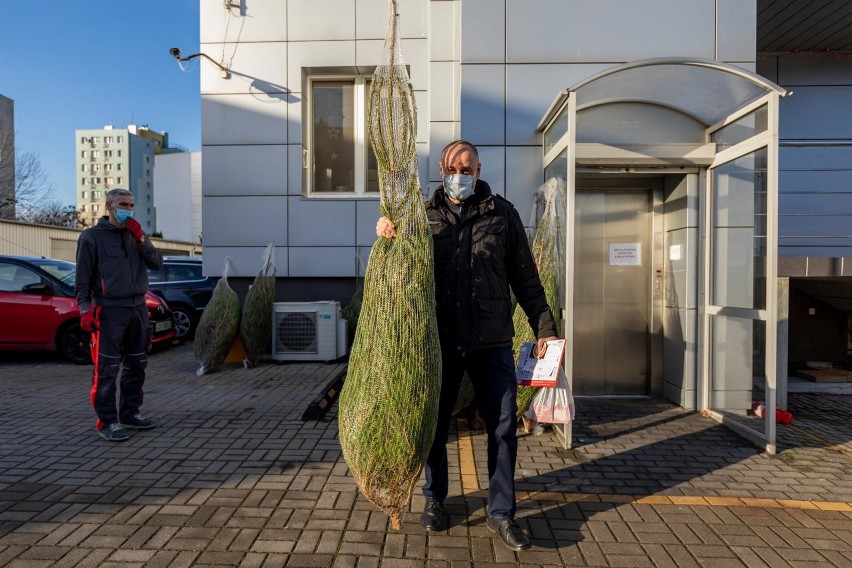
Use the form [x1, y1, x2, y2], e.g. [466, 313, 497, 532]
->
[487, 517, 531, 551]
[98, 423, 130, 442]
[420, 500, 448, 532]
[119, 414, 155, 430]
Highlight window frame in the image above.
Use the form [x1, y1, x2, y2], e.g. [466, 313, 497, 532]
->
[304, 73, 378, 198]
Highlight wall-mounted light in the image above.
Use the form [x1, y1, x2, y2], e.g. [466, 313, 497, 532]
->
[170, 47, 231, 79]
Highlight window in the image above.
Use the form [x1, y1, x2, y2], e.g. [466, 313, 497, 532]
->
[81, 178, 87, 185]
[117, 136, 123, 143]
[106, 177, 114, 185]
[117, 163, 122, 170]
[145, 156, 150, 163]
[105, 164, 113, 171]
[117, 177, 123, 184]
[81, 151, 87, 158]
[81, 204, 86, 212]
[166, 263, 203, 282]
[80, 136, 87, 143]
[105, 150, 113, 158]
[91, 137, 100, 144]
[104, 136, 113, 144]
[91, 150, 100, 158]
[0, 263, 41, 292]
[117, 150, 122, 157]
[307, 76, 379, 196]
[81, 191, 86, 199]
[81, 165, 86, 172]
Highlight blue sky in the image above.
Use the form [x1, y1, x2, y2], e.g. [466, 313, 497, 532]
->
[1, 1, 201, 206]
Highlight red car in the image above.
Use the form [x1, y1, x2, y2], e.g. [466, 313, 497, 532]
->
[0, 256, 176, 364]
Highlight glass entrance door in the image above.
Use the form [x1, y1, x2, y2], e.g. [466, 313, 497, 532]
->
[701, 95, 781, 453]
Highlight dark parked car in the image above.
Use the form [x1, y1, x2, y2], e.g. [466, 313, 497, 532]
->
[146, 257, 212, 339]
[0, 256, 176, 364]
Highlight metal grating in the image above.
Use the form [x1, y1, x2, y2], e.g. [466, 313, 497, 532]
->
[275, 311, 318, 353]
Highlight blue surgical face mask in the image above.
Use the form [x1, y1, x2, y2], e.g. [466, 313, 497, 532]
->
[115, 209, 134, 223]
[443, 174, 476, 202]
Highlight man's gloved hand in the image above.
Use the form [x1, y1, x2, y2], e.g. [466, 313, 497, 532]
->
[81, 310, 98, 334]
[125, 217, 145, 242]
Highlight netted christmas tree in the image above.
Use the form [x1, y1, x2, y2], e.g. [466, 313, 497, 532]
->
[338, 0, 441, 531]
[514, 178, 567, 418]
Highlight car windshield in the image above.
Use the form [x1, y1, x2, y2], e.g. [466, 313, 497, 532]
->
[29, 258, 76, 286]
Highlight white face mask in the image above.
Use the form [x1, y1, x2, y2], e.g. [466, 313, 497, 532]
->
[443, 174, 476, 201]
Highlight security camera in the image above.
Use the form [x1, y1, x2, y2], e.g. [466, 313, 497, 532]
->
[169, 47, 182, 60]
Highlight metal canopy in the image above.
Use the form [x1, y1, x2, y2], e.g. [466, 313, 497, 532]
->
[538, 58, 788, 132]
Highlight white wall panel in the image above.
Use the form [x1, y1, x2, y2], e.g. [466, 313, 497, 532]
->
[203, 246, 290, 278]
[201, 94, 288, 145]
[203, 196, 288, 247]
[716, 0, 756, 63]
[202, 145, 288, 197]
[287, 144, 305, 196]
[429, 1, 459, 62]
[477, 146, 506, 198]
[287, 41, 357, 90]
[429, 62, 458, 122]
[288, 197, 356, 246]
[506, 63, 611, 146]
[355, 200, 383, 247]
[200, 42, 289, 96]
[779, 87, 852, 140]
[505, 0, 714, 63]
[428, 122, 460, 187]
[201, 0, 287, 43]
[288, 0, 355, 41]
[356, 39, 428, 91]
[356, 0, 428, 39]
[460, 64, 505, 145]
[504, 146, 542, 227]
[289, 247, 357, 277]
[461, 0, 505, 64]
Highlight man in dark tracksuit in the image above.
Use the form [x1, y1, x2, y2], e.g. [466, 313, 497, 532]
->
[376, 140, 557, 551]
[75, 188, 163, 442]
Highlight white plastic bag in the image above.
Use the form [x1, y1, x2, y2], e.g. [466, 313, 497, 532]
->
[525, 367, 575, 424]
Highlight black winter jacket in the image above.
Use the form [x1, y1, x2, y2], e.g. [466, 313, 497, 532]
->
[426, 180, 557, 352]
[75, 217, 163, 313]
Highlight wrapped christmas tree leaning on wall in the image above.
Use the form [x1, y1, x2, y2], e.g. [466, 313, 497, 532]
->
[338, 0, 442, 530]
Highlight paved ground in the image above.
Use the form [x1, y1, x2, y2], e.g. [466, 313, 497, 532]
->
[1, 343, 851, 567]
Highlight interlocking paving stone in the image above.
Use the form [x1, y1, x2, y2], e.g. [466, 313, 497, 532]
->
[0, 344, 851, 566]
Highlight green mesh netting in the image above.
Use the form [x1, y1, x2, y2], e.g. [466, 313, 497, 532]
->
[194, 257, 241, 376]
[338, 0, 441, 531]
[240, 244, 276, 369]
[514, 178, 567, 418]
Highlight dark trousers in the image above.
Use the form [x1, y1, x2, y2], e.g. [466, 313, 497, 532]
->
[423, 346, 519, 519]
[89, 304, 149, 429]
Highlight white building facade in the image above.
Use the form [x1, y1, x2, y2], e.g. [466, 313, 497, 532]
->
[199, 0, 852, 451]
[153, 151, 202, 243]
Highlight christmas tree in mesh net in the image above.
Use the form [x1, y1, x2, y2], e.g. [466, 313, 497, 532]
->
[338, 0, 441, 530]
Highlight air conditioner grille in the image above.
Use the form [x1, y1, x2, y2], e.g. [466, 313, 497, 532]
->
[276, 311, 317, 353]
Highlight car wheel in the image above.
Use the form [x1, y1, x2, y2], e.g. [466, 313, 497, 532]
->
[59, 323, 93, 365]
[171, 306, 195, 340]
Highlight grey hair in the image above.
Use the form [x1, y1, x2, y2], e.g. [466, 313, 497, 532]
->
[105, 188, 133, 203]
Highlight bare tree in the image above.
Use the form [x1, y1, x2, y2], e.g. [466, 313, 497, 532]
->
[0, 130, 57, 219]
[25, 201, 82, 228]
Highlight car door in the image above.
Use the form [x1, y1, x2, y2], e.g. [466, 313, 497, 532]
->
[0, 261, 53, 346]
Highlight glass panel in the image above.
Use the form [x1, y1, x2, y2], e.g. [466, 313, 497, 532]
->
[712, 105, 768, 151]
[710, 315, 767, 435]
[312, 81, 355, 193]
[544, 149, 568, 184]
[711, 148, 767, 310]
[544, 104, 570, 155]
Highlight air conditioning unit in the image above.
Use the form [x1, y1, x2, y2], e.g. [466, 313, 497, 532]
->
[271, 301, 347, 362]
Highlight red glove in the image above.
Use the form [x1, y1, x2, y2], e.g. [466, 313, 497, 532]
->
[81, 310, 98, 333]
[125, 217, 145, 242]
